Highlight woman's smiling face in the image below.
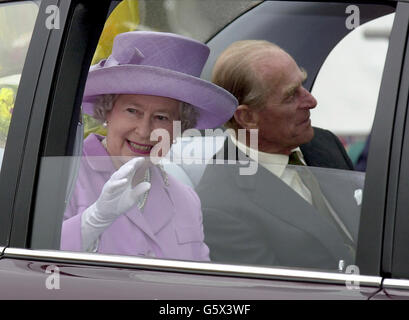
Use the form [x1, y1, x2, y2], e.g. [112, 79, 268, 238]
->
[105, 94, 180, 160]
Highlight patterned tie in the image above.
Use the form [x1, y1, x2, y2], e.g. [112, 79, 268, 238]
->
[288, 151, 305, 166]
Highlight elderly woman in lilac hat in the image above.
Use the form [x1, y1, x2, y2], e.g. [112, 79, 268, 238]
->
[60, 31, 237, 261]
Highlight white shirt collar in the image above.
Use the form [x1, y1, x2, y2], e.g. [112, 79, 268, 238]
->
[229, 133, 306, 177]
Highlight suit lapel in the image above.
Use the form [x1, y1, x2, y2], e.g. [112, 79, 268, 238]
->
[235, 165, 352, 263]
[294, 166, 356, 245]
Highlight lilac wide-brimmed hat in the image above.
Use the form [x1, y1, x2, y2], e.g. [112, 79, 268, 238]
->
[82, 31, 238, 129]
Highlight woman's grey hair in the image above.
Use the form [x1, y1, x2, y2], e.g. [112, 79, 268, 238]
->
[179, 101, 199, 131]
[92, 94, 118, 123]
[92, 94, 199, 131]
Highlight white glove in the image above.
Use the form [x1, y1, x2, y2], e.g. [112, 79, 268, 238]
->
[81, 157, 151, 251]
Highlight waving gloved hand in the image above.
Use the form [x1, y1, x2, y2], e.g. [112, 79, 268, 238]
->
[81, 157, 151, 251]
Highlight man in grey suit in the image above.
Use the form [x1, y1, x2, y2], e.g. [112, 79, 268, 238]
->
[195, 40, 362, 270]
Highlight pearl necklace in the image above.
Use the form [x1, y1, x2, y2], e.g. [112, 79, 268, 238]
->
[137, 169, 150, 211]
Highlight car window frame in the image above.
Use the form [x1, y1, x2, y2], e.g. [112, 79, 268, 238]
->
[386, 1, 409, 281]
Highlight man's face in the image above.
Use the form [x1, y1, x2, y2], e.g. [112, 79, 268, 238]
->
[253, 50, 317, 155]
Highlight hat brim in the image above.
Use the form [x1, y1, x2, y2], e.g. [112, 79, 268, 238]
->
[82, 65, 237, 129]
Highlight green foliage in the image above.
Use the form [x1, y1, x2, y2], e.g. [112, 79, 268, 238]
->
[83, 113, 107, 138]
[0, 87, 15, 147]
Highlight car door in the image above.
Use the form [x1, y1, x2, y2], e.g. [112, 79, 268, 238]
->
[371, 2, 409, 298]
[0, 0, 407, 300]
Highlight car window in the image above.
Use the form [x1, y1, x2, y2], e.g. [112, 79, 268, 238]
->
[29, 0, 396, 275]
[0, 1, 39, 169]
[311, 13, 394, 169]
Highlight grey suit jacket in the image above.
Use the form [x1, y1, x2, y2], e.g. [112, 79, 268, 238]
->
[195, 127, 362, 270]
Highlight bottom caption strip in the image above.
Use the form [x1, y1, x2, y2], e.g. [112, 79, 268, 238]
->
[159, 303, 252, 318]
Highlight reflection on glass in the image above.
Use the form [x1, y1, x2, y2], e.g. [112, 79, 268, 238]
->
[60, 152, 210, 262]
[194, 159, 364, 271]
[32, 138, 364, 273]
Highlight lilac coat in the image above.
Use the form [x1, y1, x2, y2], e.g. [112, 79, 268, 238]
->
[60, 134, 210, 261]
